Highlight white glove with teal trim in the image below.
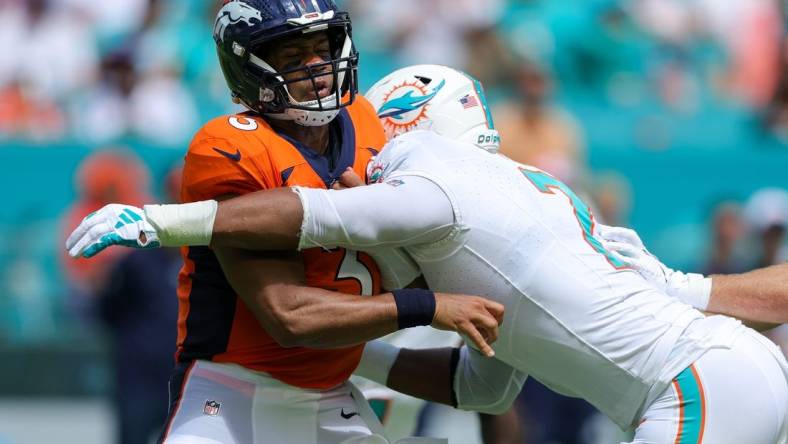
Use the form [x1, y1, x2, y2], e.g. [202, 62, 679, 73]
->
[597, 224, 712, 310]
[66, 204, 160, 258]
[66, 201, 218, 258]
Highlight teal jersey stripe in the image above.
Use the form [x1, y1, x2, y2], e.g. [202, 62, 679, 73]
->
[520, 168, 628, 268]
[675, 365, 706, 444]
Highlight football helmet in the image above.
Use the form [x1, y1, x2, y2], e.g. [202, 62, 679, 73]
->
[365, 65, 500, 153]
[213, 0, 358, 126]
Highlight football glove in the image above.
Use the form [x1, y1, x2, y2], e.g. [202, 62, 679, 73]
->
[66, 204, 160, 258]
[597, 224, 711, 310]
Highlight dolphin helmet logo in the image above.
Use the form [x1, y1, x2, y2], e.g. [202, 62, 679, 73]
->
[377, 79, 445, 121]
[214, 1, 264, 43]
[376, 79, 446, 136]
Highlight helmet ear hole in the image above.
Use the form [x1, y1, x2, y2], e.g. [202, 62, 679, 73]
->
[415, 76, 433, 86]
[260, 88, 276, 103]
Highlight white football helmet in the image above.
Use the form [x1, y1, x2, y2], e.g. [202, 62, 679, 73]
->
[365, 65, 500, 153]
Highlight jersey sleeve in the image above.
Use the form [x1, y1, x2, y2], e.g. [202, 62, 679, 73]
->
[181, 126, 276, 203]
[454, 346, 528, 414]
[293, 175, 455, 250]
[365, 247, 422, 290]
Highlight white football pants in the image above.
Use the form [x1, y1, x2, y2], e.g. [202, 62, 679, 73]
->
[626, 329, 788, 444]
[160, 360, 444, 444]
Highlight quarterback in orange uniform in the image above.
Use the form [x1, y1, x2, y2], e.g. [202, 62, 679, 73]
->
[140, 1, 503, 443]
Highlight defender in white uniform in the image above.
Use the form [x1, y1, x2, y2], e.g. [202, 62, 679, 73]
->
[299, 127, 786, 443]
[67, 65, 788, 444]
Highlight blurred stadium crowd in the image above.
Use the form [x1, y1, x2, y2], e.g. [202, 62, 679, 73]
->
[0, 0, 787, 443]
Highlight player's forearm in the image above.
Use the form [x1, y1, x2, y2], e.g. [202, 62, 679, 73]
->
[354, 341, 457, 406]
[211, 188, 303, 251]
[386, 347, 457, 405]
[142, 188, 303, 251]
[268, 287, 400, 348]
[708, 263, 788, 325]
[145, 177, 453, 252]
[356, 343, 525, 413]
[272, 287, 503, 352]
[598, 225, 785, 328]
[218, 246, 501, 354]
[214, 247, 398, 348]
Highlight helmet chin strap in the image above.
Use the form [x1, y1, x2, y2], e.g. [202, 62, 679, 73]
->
[257, 65, 344, 126]
[264, 89, 341, 126]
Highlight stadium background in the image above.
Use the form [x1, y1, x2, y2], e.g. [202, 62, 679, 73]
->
[0, 0, 786, 443]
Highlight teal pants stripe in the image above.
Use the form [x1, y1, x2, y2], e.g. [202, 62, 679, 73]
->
[674, 364, 706, 444]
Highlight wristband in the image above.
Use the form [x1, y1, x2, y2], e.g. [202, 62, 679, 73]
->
[392, 289, 436, 330]
[353, 340, 401, 385]
[144, 200, 218, 247]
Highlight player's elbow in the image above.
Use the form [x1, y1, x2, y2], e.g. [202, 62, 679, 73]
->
[274, 317, 319, 348]
[265, 315, 308, 348]
[257, 284, 313, 348]
[267, 322, 302, 348]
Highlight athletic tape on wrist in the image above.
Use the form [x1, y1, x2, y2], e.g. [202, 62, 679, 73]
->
[392, 289, 436, 330]
[144, 201, 217, 247]
[682, 274, 712, 311]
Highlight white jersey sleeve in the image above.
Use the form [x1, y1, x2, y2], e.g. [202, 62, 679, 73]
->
[366, 247, 423, 290]
[294, 175, 455, 250]
[453, 346, 528, 415]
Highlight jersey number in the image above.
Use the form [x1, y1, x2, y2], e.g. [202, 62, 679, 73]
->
[520, 167, 627, 269]
[229, 116, 258, 131]
[336, 249, 375, 296]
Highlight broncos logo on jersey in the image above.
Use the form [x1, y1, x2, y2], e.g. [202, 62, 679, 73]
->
[214, 1, 265, 42]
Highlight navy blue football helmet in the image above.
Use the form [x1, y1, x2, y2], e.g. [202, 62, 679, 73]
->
[213, 0, 358, 126]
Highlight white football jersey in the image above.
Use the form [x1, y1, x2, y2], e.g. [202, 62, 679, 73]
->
[300, 130, 746, 429]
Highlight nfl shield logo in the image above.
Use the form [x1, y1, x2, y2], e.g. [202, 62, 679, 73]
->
[203, 400, 221, 416]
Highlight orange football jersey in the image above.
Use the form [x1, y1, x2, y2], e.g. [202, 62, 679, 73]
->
[176, 97, 387, 389]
